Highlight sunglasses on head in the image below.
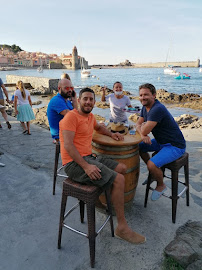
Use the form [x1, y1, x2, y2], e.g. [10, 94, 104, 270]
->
[63, 87, 74, 90]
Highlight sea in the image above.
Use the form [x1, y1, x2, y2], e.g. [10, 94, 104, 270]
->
[1, 67, 202, 119]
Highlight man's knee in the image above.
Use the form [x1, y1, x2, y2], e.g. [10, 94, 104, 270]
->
[115, 163, 127, 174]
[147, 160, 157, 172]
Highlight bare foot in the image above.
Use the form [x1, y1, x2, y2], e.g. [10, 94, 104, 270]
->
[115, 227, 146, 244]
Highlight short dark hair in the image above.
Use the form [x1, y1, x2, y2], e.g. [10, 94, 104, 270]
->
[139, 83, 156, 95]
[79, 87, 95, 99]
[113, 81, 122, 88]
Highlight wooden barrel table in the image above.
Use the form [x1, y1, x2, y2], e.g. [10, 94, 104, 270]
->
[92, 131, 142, 204]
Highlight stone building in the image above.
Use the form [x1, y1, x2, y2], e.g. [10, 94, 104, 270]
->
[60, 46, 88, 70]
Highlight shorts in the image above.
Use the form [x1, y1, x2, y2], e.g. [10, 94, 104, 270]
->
[64, 155, 118, 190]
[139, 139, 186, 168]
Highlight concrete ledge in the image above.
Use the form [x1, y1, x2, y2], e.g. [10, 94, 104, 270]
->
[6, 75, 59, 91]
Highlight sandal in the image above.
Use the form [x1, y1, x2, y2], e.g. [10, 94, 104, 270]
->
[23, 130, 28, 134]
[6, 121, 11, 129]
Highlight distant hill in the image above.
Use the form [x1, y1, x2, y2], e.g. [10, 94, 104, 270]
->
[0, 44, 23, 53]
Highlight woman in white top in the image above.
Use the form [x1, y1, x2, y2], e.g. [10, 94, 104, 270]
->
[14, 81, 35, 135]
[101, 81, 132, 123]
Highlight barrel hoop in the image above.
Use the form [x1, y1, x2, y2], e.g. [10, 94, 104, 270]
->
[124, 189, 135, 196]
[92, 142, 138, 152]
[126, 164, 139, 174]
[92, 149, 139, 159]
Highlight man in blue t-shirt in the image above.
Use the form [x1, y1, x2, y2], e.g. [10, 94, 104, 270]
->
[136, 83, 186, 201]
[47, 78, 78, 143]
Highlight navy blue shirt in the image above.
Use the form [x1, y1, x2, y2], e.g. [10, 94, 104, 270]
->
[140, 100, 186, 149]
[47, 93, 73, 139]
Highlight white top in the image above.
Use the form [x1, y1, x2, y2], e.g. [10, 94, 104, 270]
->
[14, 89, 30, 105]
[106, 94, 131, 123]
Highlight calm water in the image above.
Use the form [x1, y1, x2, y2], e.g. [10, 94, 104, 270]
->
[1, 67, 202, 119]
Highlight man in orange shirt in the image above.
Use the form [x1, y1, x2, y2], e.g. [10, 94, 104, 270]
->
[59, 88, 146, 244]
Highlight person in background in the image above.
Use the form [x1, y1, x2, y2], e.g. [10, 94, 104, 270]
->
[47, 78, 78, 144]
[101, 81, 132, 123]
[59, 87, 146, 244]
[14, 81, 35, 135]
[0, 78, 11, 129]
[61, 73, 71, 80]
[136, 83, 186, 201]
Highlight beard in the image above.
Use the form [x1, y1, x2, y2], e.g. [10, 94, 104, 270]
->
[60, 90, 72, 99]
[80, 104, 93, 114]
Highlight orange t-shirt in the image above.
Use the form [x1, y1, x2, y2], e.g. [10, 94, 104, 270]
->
[59, 109, 97, 165]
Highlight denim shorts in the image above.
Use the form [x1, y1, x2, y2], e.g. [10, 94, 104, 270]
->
[64, 155, 118, 189]
[139, 139, 186, 168]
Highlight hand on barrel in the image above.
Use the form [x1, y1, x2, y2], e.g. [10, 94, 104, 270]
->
[84, 164, 101, 180]
[111, 132, 124, 141]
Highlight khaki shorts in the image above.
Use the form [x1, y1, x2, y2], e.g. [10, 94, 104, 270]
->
[64, 155, 118, 190]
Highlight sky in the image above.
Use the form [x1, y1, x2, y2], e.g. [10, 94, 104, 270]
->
[1, 0, 202, 65]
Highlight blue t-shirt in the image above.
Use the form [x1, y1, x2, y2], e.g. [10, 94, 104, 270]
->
[47, 93, 73, 139]
[0, 78, 4, 99]
[141, 100, 186, 149]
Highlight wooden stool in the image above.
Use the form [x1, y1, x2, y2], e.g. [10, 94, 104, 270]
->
[53, 141, 60, 195]
[58, 178, 114, 268]
[144, 152, 189, 223]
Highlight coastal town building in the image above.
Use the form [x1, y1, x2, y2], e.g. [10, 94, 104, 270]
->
[0, 45, 88, 70]
[59, 46, 88, 70]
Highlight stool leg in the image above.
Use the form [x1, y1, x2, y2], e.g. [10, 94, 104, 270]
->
[86, 203, 96, 268]
[144, 173, 152, 207]
[58, 191, 67, 249]
[79, 200, 85, 223]
[53, 142, 60, 195]
[105, 189, 114, 237]
[171, 171, 179, 223]
[184, 160, 190, 207]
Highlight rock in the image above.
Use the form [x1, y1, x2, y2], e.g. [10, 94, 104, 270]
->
[174, 114, 202, 129]
[32, 100, 42, 105]
[32, 106, 49, 129]
[94, 114, 106, 122]
[30, 86, 52, 95]
[186, 260, 202, 270]
[95, 101, 110, 109]
[164, 220, 202, 269]
[90, 85, 131, 96]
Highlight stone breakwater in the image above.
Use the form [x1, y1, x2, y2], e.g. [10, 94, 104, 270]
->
[4, 85, 202, 130]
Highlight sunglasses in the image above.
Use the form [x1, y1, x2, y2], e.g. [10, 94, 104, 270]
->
[63, 87, 74, 91]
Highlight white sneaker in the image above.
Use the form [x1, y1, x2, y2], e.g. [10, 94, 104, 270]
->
[0, 162, 5, 167]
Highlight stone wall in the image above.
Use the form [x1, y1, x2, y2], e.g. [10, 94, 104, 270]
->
[133, 60, 200, 68]
[49, 62, 65, 69]
[6, 75, 59, 92]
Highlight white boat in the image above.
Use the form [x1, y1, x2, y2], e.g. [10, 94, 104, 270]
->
[164, 66, 179, 75]
[199, 67, 202, 73]
[37, 58, 43, 73]
[37, 66, 43, 73]
[81, 69, 91, 78]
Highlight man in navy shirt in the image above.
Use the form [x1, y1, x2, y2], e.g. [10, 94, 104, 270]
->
[136, 83, 186, 201]
[47, 78, 78, 143]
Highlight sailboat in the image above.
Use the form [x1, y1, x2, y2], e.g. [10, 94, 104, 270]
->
[164, 40, 179, 75]
[37, 58, 43, 73]
[80, 56, 90, 78]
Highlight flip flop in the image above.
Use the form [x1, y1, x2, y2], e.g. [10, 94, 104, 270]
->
[23, 130, 28, 134]
[151, 187, 167, 201]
